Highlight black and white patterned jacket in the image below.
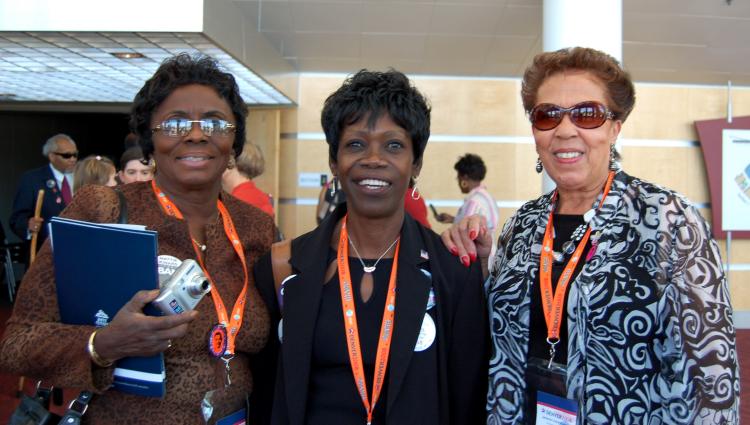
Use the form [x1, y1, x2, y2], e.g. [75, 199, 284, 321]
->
[486, 170, 739, 424]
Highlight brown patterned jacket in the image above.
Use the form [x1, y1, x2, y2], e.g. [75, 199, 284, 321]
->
[0, 181, 274, 424]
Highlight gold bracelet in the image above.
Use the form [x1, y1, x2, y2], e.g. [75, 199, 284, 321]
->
[87, 330, 114, 368]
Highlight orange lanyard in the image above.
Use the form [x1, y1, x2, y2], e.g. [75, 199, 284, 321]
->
[338, 217, 399, 425]
[539, 171, 614, 367]
[151, 180, 249, 357]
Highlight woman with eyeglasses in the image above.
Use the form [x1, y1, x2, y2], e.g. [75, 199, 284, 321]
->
[0, 54, 275, 424]
[252, 69, 488, 425]
[443, 47, 739, 424]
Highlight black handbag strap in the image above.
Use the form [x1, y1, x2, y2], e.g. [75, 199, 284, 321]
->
[55, 391, 93, 425]
[115, 188, 128, 224]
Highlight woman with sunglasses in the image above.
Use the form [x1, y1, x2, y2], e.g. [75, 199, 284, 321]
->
[443, 47, 739, 424]
[253, 69, 488, 424]
[0, 54, 275, 424]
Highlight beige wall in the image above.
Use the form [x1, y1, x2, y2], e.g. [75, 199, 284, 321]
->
[246, 109, 281, 220]
[259, 74, 750, 309]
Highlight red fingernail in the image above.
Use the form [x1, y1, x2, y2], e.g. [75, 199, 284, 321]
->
[449, 246, 458, 256]
[469, 252, 477, 262]
[461, 256, 470, 267]
[469, 230, 477, 240]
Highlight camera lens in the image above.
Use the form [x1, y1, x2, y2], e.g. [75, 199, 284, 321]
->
[187, 277, 211, 297]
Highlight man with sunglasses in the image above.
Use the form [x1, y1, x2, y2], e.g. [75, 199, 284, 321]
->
[10, 133, 78, 256]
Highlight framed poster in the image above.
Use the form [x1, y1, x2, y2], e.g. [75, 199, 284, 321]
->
[695, 116, 750, 238]
[722, 129, 750, 231]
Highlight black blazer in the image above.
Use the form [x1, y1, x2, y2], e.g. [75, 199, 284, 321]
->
[251, 207, 488, 425]
[9, 165, 66, 243]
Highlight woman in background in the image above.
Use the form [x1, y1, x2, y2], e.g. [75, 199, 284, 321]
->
[222, 143, 274, 217]
[443, 47, 739, 423]
[74, 155, 117, 191]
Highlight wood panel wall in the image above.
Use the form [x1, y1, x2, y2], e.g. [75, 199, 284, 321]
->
[255, 75, 750, 310]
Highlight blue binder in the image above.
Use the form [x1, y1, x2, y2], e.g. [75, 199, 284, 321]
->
[49, 217, 165, 397]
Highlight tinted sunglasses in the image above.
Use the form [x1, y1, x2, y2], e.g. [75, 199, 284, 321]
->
[152, 118, 236, 138]
[529, 101, 615, 131]
[53, 152, 79, 159]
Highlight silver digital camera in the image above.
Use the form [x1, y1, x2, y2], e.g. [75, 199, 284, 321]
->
[152, 259, 211, 315]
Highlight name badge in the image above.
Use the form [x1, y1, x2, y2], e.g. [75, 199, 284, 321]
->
[414, 313, 436, 351]
[535, 391, 577, 425]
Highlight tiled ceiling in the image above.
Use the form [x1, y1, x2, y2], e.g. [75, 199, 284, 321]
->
[234, 0, 750, 85]
[0, 32, 294, 104]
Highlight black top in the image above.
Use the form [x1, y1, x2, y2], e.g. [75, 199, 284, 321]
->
[306, 251, 392, 425]
[528, 214, 592, 365]
[525, 214, 592, 422]
[249, 207, 488, 425]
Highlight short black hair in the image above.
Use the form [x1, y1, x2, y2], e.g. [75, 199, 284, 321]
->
[129, 53, 248, 159]
[119, 146, 147, 169]
[454, 153, 487, 181]
[321, 69, 431, 164]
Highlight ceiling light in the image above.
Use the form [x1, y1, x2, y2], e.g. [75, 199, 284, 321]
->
[111, 52, 144, 59]
[0, 32, 293, 104]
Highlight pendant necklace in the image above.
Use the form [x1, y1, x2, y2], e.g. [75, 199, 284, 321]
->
[348, 235, 400, 273]
[552, 208, 595, 263]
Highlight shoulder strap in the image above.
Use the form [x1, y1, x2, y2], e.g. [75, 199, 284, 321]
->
[114, 188, 128, 224]
[271, 239, 292, 306]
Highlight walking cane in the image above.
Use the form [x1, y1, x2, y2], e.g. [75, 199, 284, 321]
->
[17, 189, 44, 397]
[29, 189, 45, 262]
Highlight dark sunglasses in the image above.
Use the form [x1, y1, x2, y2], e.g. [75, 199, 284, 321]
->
[529, 101, 615, 131]
[53, 152, 79, 159]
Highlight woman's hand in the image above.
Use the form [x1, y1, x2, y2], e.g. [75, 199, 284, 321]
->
[93, 289, 198, 362]
[441, 214, 492, 268]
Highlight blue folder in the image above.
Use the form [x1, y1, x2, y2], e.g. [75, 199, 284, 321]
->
[49, 217, 165, 397]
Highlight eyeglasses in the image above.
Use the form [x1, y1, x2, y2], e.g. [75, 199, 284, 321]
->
[152, 118, 236, 138]
[529, 101, 615, 131]
[53, 152, 78, 159]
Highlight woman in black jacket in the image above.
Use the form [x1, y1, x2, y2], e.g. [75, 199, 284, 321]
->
[252, 69, 488, 425]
